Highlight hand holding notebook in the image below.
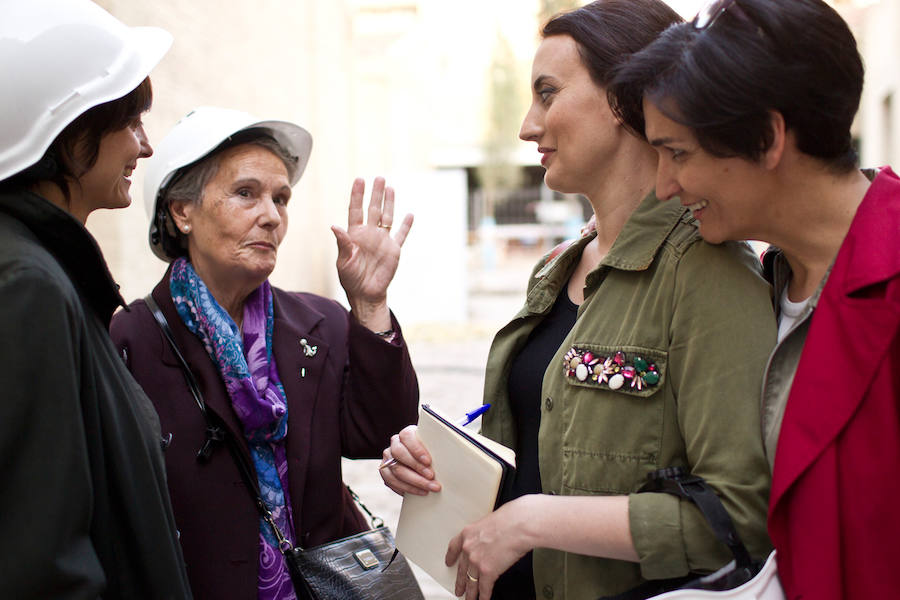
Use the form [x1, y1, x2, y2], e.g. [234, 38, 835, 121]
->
[377, 404, 492, 472]
[393, 404, 516, 596]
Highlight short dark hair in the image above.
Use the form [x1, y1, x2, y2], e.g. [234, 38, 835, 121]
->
[1, 77, 154, 198]
[608, 0, 863, 172]
[542, 0, 683, 87]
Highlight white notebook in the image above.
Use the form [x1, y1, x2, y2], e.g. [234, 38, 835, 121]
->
[395, 404, 515, 595]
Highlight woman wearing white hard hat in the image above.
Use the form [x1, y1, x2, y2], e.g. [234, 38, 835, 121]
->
[0, 0, 192, 598]
[109, 106, 420, 599]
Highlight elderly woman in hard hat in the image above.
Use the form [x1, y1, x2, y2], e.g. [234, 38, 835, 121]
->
[109, 106, 420, 600]
[0, 0, 192, 598]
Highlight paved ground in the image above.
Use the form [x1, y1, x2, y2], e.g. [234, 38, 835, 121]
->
[342, 245, 541, 599]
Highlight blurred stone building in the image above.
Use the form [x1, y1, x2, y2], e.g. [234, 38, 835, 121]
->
[851, 0, 900, 168]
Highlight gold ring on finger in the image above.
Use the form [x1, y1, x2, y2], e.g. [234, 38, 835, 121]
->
[467, 572, 479, 583]
[378, 457, 399, 471]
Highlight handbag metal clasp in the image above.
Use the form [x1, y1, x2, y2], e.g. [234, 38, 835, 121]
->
[354, 549, 379, 570]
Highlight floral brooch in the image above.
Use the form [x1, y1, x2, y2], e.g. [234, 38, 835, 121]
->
[563, 348, 660, 392]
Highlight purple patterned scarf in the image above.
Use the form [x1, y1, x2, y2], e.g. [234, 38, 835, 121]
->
[170, 257, 297, 600]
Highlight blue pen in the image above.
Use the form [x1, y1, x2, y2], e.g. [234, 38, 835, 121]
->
[455, 404, 491, 428]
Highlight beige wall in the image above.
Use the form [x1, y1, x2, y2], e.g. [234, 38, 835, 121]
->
[855, 0, 900, 168]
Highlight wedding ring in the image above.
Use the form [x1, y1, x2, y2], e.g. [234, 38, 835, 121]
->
[467, 572, 479, 583]
[378, 223, 392, 231]
[378, 457, 399, 470]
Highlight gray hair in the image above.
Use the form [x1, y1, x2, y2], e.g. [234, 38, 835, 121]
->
[159, 129, 298, 258]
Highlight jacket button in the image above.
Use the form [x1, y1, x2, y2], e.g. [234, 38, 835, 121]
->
[544, 397, 553, 411]
[542, 584, 554, 598]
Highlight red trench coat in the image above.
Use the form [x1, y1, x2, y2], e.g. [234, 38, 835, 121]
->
[768, 167, 900, 600]
[110, 274, 419, 599]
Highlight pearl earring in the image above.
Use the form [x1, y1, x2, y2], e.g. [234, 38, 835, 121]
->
[182, 225, 191, 233]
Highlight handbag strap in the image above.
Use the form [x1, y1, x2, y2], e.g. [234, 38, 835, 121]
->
[144, 294, 225, 462]
[143, 293, 384, 550]
[638, 467, 752, 568]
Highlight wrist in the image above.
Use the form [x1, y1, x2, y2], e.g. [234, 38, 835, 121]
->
[510, 494, 549, 552]
[349, 299, 391, 333]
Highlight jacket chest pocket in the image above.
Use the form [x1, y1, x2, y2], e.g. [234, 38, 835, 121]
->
[558, 344, 668, 495]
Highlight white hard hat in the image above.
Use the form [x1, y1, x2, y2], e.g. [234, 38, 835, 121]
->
[0, 0, 172, 181]
[144, 106, 313, 261]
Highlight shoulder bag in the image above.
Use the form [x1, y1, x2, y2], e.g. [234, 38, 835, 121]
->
[144, 294, 425, 600]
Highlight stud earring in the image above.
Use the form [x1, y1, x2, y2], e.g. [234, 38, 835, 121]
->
[182, 225, 191, 233]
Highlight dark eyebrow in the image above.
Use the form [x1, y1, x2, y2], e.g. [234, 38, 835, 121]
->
[648, 136, 679, 148]
[533, 75, 552, 91]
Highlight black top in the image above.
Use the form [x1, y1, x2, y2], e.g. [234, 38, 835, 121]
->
[493, 287, 578, 599]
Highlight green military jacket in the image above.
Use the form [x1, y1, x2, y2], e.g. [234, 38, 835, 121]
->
[481, 193, 775, 599]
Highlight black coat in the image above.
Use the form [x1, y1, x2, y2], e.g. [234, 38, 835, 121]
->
[109, 269, 420, 599]
[0, 191, 192, 599]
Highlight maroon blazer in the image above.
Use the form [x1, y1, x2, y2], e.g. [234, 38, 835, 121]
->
[768, 167, 900, 599]
[110, 274, 419, 599]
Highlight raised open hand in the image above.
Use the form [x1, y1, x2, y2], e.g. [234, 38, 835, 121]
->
[332, 177, 413, 330]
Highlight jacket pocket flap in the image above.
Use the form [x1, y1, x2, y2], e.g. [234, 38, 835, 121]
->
[561, 344, 666, 398]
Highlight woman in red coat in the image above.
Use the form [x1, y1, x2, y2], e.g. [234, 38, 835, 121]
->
[608, 0, 900, 598]
[110, 107, 419, 599]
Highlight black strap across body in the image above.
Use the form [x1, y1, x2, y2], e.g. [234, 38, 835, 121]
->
[599, 467, 767, 600]
[144, 294, 424, 600]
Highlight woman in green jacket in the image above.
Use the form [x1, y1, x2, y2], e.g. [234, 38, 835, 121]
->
[380, 1, 775, 598]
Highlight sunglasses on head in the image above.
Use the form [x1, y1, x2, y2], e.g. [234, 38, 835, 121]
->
[694, 0, 747, 30]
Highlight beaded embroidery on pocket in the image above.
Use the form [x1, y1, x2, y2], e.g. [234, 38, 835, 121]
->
[563, 348, 660, 392]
